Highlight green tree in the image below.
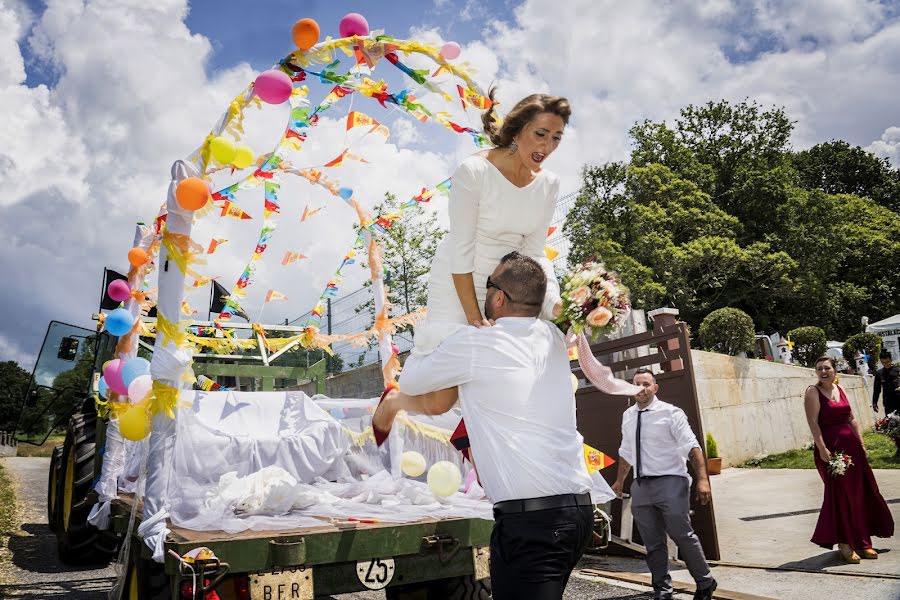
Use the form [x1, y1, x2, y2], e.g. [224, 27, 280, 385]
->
[793, 140, 900, 214]
[787, 326, 827, 368]
[0, 361, 31, 432]
[842, 332, 882, 371]
[698, 307, 755, 356]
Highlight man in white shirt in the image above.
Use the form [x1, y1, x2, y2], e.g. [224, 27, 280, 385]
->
[375, 251, 595, 600]
[612, 369, 716, 600]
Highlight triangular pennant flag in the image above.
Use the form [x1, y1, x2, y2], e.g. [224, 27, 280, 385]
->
[264, 289, 288, 303]
[324, 150, 346, 167]
[219, 201, 252, 220]
[583, 443, 615, 474]
[544, 245, 559, 260]
[281, 251, 308, 266]
[547, 226, 557, 237]
[300, 204, 324, 222]
[181, 301, 198, 316]
[207, 238, 228, 254]
[346, 111, 380, 130]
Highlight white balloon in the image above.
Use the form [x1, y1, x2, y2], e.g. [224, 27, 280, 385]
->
[571, 373, 579, 393]
[401, 451, 427, 478]
[427, 461, 462, 497]
[127, 374, 153, 403]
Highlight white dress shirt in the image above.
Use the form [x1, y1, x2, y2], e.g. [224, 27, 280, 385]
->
[618, 396, 700, 480]
[399, 317, 593, 504]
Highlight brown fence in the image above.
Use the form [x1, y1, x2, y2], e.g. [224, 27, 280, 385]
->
[573, 320, 720, 561]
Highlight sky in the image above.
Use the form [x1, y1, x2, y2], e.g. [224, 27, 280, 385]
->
[2, 0, 900, 370]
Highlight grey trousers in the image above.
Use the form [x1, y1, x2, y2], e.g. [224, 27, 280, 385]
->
[631, 475, 714, 598]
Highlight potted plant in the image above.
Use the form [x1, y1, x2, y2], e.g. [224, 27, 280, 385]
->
[706, 432, 722, 475]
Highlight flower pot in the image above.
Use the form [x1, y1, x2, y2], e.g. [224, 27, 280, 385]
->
[707, 457, 722, 475]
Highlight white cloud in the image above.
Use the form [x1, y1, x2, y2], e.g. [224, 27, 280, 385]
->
[866, 126, 900, 165]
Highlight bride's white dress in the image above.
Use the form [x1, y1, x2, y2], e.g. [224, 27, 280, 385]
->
[413, 154, 562, 354]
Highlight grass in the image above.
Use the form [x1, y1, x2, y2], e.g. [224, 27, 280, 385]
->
[0, 463, 17, 584]
[741, 431, 900, 469]
[14, 434, 66, 458]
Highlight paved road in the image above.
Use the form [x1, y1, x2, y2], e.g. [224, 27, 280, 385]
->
[0, 456, 649, 599]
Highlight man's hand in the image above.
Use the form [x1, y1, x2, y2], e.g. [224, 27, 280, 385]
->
[872, 402, 879, 413]
[695, 478, 712, 505]
[611, 479, 625, 499]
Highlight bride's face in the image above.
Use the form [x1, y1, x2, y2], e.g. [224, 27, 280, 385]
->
[514, 112, 565, 170]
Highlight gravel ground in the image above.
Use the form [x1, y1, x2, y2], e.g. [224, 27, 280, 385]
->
[0, 456, 647, 599]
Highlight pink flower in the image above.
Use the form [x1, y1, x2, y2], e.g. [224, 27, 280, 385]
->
[569, 286, 592, 306]
[586, 306, 613, 328]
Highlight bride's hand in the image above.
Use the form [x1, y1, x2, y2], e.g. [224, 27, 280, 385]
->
[471, 317, 494, 328]
[552, 300, 563, 319]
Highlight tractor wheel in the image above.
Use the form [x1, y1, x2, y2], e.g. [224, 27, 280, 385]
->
[55, 411, 119, 565]
[123, 553, 170, 600]
[47, 444, 63, 533]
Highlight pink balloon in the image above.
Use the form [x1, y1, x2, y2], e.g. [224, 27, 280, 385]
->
[103, 359, 128, 396]
[107, 279, 132, 302]
[127, 374, 153, 403]
[339, 12, 369, 38]
[440, 41, 461, 60]
[254, 70, 293, 104]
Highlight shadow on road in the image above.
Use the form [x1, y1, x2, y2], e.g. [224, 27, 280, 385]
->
[0, 577, 117, 599]
[8, 523, 113, 574]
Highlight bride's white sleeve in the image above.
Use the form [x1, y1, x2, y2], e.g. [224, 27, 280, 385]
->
[522, 176, 562, 320]
[449, 160, 480, 275]
[575, 332, 643, 396]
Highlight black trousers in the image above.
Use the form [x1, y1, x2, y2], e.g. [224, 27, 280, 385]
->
[490, 502, 594, 600]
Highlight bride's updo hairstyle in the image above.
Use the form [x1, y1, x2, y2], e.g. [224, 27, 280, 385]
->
[481, 86, 571, 148]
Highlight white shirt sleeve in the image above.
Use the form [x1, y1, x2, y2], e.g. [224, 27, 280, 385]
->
[618, 410, 635, 466]
[398, 329, 478, 395]
[448, 159, 480, 274]
[670, 407, 701, 458]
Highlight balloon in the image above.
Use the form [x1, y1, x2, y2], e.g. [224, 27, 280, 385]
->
[338, 187, 353, 200]
[209, 136, 236, 164]
[103, 359, 128, 396]
[127, 374, 153, 403]
[339, 13, 369, 38]
[254, 70, 293, 104]
[463, 467, 478, 493]
[105, 308, 135, 337]
[439, 41, 461, 60]
[127, 247, 148, 267]
[98, 377, 109, 399]
[119, 402, 150, 441]
[292, 18, 320, 50]
[175, 177, 209, 211]
[232, 145, 255, 169]
[400, 451, 427, 478]
[571, 373, 579, 394]
[107, 279, 131, 303]
[427, 461, 462, 497]
[121, 357, 151, 389]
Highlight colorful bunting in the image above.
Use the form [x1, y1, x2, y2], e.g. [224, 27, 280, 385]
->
[207, 238, 228, 254]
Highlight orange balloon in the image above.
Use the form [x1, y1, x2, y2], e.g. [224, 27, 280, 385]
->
[175, 177, 209, 211]
[127, 247, 148, 267]
[292, 18, 320, 51]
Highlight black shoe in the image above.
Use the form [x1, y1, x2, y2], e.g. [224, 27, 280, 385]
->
[694, 579, 717, 600]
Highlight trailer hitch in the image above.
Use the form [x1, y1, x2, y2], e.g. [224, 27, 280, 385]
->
[169, 550, 231, 599]
[422, 534, 461, 564]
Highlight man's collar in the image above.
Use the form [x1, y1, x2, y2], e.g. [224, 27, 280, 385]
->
[635, 396, 660, 411]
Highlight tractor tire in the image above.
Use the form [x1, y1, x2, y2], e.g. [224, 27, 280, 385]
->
[123, 554, 170, 600]
[386, 575, 492, 600]
[55, 411, 120, 565]
[47, 444, 63, 533]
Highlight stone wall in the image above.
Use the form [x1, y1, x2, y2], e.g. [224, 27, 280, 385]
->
[692, 350, 874, 467]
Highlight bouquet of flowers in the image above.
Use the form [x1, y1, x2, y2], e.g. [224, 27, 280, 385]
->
[874, 412, 900, 449]
[827, 451, 853, 477]
[555, 261, 631, 340]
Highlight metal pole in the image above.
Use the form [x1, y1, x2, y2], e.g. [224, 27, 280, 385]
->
[325, 298, 333, 375]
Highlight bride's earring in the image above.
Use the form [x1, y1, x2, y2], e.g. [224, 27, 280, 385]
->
[508, 139, 518, 154]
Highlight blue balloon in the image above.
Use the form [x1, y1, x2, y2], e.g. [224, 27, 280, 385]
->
[98, 376, 109, 399]
[338, 187, 353, 200]
[121, 357, 151, 389]
[105, 308, 135, 337]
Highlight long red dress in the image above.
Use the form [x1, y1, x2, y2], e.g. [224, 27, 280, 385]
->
[811, 385, 894, 550]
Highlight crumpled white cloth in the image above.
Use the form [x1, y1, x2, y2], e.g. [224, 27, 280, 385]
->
[138, 508, 170, 563]
[87, 501, 111, 530]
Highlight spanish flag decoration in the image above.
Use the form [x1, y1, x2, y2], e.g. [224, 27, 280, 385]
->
[584, 443, 615, 474]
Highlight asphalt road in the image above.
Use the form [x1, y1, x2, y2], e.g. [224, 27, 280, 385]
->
[0, 457, 651, 599]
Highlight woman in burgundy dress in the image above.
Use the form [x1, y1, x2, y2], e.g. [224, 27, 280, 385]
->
[803, 356, 894, 563]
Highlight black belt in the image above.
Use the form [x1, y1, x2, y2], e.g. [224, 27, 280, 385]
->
[493, 492, 592, 517]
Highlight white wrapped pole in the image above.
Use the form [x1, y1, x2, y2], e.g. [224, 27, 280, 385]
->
[142, 159, 201, 561]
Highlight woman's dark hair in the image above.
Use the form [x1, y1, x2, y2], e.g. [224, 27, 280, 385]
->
[481, 87, 571, 147]
[815, 356, 837, 369]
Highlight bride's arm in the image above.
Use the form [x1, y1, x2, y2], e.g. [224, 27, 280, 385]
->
[449, 160, 487, 325]
[452, 273, 486, 324]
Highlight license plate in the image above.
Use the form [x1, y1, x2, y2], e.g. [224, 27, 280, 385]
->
[249, 566, 313, 599]
[355, 557, 395, 590]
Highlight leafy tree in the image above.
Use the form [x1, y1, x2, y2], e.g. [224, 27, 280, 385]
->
[786, 326, 827, 368]
[793, 140, 900, 214]
[698, 307, 755, 356]
[842, 332, 882, 371]
[0, 361, 31, 432]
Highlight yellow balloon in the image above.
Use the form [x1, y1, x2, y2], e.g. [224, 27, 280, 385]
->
[119, 402, 150, 441]
[427, 461, 462, 497]
[401, 451, 427, 478]
[209, 136, 237, 164]
[571, 373, 579, 393]
[232, 145, 255, 169]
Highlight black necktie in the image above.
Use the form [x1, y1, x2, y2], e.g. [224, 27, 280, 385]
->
[636, 409, 645, 480]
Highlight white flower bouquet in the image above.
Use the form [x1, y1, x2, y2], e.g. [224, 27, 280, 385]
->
[827, 451, 853, 477]
[555, 261, 631, 340]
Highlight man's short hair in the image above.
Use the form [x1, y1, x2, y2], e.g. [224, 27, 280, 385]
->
[632, 367, 656, 382]
[495, 251, 546, 313]
[881, 350, 893, 360]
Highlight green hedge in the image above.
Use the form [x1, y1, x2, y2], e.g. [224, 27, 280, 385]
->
[786, 326, 827, 368]
[698, 308, 755, 356]
[842, 332, 882, 371]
